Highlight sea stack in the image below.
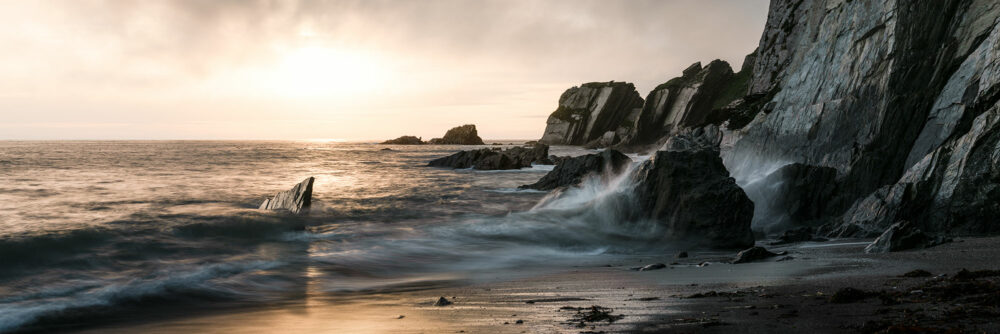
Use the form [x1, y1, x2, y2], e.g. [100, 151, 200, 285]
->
[428, 124, 486, 145]
[259, 177, 314, 215]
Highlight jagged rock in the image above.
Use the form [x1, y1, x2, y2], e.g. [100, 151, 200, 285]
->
[623, 60, 745, 147]
[539, 81, 644, 145]
[427, 124, 485, 145]
[433, 297, 452, 306]
[743, 163, 839, 234]
[723, 0, 1000, 232]
[259, 177, 314, 215]
[631, 149, 755, 249]
[864, 221, 952, 254]
[381, 136, 424, 145]
[659, 125, 723, 152]
[429, 144, 551, 170]
[519, 149, 631, 191]
[732, 246, 780, 264]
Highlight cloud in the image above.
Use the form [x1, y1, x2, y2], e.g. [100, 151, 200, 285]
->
[0, 0, 769, 139]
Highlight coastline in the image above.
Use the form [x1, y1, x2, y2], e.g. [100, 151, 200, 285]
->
[62, 236, 1000, 333]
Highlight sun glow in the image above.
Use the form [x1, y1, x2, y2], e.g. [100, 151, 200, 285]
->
[272, 46, 391, 98]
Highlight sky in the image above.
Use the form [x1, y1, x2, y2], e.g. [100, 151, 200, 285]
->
[0, 0, 769, 140]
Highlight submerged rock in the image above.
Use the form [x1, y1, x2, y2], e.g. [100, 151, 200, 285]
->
[380, 136, 424, 145]
[519, 149, 631, 190]
[427, 124, 485, 145]
[429, 144, 551, 170]
[864, 221, 952, 254]
[259, 177, 314, 215]
[631, 149, 755, 249]
[732, 246, 779, 264]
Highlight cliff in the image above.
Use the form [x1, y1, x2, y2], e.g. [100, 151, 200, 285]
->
[535, 0, 1000, 241]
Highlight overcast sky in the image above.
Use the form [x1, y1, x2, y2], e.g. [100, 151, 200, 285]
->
[0, 0, 769, 140]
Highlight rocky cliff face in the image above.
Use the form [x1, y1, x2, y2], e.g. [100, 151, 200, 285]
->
[538, 81, 644, 145]
[536, 0, 1000, 242]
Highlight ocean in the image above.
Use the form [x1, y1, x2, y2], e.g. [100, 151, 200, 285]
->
[0, 140, 667, 333]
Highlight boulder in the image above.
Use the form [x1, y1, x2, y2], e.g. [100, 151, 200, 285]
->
[429, 144, 551, 170]
[864, 221, 952, 254]
[519, 149, 631, 191]
[259, 177, 314, 215]
[732, 246, 780, 264]
[380, 136, 424, 145]
[539, 81, 644, 145]
[631, 149, 755, 249]
[427, 124, 485, 145]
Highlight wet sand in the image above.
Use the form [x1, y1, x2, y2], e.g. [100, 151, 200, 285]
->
[71, 237, 1000, 334]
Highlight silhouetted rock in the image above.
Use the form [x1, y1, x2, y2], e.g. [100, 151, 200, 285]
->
[519, 149, 631, 190]
[631, 149, 754, 249]
[429, 144, 551, 170]
[732, 246, 779, 264]
[427, 124, 485, 145]
[864, 221, 952, 254]
[381, 136, 424, 145]
[259, 177, 314, 215]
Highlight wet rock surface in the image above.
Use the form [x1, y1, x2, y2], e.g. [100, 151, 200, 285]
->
[519, 149, 631, 190]
[259, 177, 314, 215]
[864, 221, 953, 254]
[631, 149, 754, 249]
[429, 144, 552, 170]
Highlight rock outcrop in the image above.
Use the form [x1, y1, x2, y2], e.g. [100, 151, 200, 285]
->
[259, 177, 314, 215]
[630, 149, 755, 249]
[519, 149, 632, 191]
[732, 246, 780, 264]
[539, 81, 644, 146]
[381, 136, 424, 145]
[429, 144, 552, 170]
[428, 124, 485, 145]
[621, 60, 748, 147]
[864, 221, 952, 254]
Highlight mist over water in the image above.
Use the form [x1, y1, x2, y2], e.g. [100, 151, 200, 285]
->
[0, 141, 665, 333]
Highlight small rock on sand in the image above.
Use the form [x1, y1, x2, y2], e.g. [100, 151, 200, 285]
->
[434, 297, 453, 306]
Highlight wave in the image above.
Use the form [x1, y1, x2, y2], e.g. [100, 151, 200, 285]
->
[0, 260, 281, 333]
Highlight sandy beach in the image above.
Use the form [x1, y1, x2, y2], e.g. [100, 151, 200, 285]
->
[58, 236, 999, 333]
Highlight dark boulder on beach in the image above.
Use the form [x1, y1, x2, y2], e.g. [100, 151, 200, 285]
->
[732, 246, 780, 264]
[429, 144, 551, 170]
[427, 124, 485, 145]
[259, 177, 314, 215]
[631, 149, 754, 249]
[519, 149, 632, 191]
[381, 136, 424, 145]
[864, 221, 952, 254]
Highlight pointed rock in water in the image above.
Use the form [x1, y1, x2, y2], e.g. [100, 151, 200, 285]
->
[259, 177, 314, 215]
[433, 297, 453, 306]
[519, 149, 631, 190]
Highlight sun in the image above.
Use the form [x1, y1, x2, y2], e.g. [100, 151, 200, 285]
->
[273, 46, 389, 98]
